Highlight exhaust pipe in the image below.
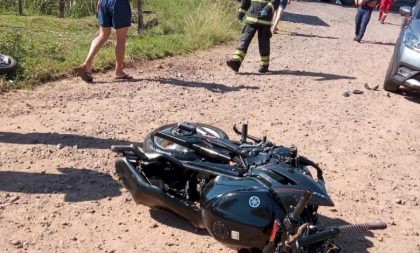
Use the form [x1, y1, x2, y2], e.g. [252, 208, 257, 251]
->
[404, 79, 420, 90]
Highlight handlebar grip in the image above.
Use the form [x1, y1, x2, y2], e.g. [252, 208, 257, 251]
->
[338, 221, 387, 233]
[367, 221, 387, 230]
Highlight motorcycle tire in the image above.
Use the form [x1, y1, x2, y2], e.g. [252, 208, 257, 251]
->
[143, 123, 229, 161]
[0, 54, 17, 75]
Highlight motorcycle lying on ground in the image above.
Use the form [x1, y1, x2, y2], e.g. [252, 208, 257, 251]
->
[0, 54, 17, 75]
[111, 122, 387, 253]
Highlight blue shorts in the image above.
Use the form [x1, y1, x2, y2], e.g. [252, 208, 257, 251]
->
[279, 0, 288, 9]
[98, 0, 131, 29]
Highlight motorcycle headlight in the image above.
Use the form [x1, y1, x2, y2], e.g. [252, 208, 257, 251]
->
[403, 30, 420, 52]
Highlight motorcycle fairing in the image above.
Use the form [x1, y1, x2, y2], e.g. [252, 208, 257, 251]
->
[201, 176, 287, 249]
[250, 162, 334, 209]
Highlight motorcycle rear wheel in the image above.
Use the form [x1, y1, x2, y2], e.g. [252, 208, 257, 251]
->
[0, 54, 17, 75]
[143, 123, 229, 161]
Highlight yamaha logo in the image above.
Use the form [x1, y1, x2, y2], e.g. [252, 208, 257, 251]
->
[249, 196, 260, 208]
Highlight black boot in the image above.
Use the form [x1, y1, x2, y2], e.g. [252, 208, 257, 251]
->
[258, 65, 269, 73]
[227, 59, 241, 72]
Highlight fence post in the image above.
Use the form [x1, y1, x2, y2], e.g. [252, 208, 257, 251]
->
[59, 0, 66, 18]
[137, 0, 145, 34]
[17, 0, 24, 15]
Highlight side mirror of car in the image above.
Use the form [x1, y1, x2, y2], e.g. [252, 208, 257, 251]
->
[399, 6, 412, 17]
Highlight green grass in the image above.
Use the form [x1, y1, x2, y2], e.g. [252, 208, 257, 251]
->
[0, 0, 240, 90]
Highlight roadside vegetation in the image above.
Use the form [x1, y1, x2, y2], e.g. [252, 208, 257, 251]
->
[0, 0, 239, 90]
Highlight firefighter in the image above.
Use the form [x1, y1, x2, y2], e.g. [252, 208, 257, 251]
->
[227, 0, 281, 73]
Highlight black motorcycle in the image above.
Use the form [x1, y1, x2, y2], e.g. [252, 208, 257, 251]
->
[0, 54, 17, 75]
[111, 122, 386, 253]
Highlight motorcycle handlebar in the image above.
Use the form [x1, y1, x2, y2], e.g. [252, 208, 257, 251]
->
[366, 221, 388, 230]
[337, 221, 387, 233]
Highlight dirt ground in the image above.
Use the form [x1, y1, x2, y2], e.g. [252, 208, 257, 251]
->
[1, 2, 419, 253]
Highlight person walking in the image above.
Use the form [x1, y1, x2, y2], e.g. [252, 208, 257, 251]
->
[76, 0, 132, 83]
[354, 0, 377, 42]
[227, 0, 281, 73]
[378, 0, 394, 24]
[271, 0, 291, 34]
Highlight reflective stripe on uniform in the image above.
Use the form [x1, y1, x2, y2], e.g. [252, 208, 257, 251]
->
[260, 56, 269, 66]
[233, 49, 246, 62]
[238, 8, 247, 14]
[251, 0, 270, 3]
[245, 16, 272, 25]
[266, 2, 274, 12]
[233, 55, 244, 62]
[234, 49, 245, 58]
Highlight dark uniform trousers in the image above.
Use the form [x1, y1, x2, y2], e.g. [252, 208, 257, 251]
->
[233, 24, 271, 67]
[355, 7, 373, 40]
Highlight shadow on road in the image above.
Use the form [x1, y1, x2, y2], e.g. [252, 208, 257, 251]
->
[400, 87, 420, 104]
[149, 208, 208, 235]
[288, 31, 339, 40]
[0, 132, 141, 149]
[320, 215, 376, 253]
[239, 69, 356, 81]
[283, 12, 330, 27]
[383, 22, 401, 27]
[148, 208, 377, 252]
[362, 40, 396, 46]
[92, 78, 144, 84]
[0, 168, 121, 202]
[147, 78, 260, 93]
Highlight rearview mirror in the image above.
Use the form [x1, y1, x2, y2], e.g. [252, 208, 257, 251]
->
[399, 6, 412, 16]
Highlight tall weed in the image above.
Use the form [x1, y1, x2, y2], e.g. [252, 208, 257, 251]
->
[149, 0, 239, 47]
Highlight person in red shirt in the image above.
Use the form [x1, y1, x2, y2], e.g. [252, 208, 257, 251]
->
[379, 0, 394, 24]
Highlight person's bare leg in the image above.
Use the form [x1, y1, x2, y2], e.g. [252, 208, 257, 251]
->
[114, 27, 129, 77]
[271, 10, 278, 34]
[271, 7, 284, 34]
[82, 27, 111, 72]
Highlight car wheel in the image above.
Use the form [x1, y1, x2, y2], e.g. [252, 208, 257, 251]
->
[383, 56, 400, 92]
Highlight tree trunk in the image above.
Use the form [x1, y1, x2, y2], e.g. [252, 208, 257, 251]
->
[59, 0, 65, 18]
[137, 0, 144, 34]
[17, 0, 24, 15]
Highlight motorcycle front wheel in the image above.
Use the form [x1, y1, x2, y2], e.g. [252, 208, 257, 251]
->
[143, 123, 229, 161]
[0, 54, 17, 74]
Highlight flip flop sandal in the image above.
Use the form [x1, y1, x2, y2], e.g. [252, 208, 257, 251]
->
[114, 74, 134, 80]
[75, 66, 93, 83]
